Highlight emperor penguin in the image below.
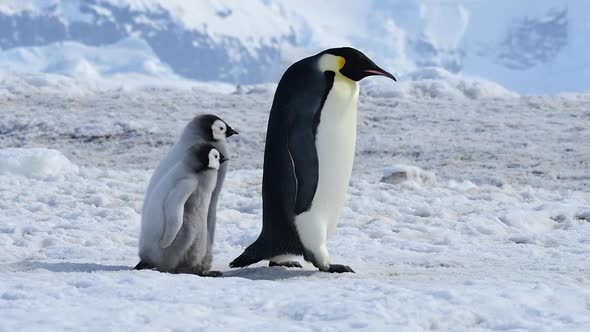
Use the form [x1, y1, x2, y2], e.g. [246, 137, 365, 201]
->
[136, 114, 237, 270]
[230, 47, 396, 273]
[138, 144, 228, 276]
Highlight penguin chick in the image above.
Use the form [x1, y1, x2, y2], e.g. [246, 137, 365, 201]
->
[137, 114, 236, 271]
[138, 144, 227, 276]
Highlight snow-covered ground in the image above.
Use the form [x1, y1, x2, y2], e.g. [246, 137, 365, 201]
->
[1, 81, 589, 331]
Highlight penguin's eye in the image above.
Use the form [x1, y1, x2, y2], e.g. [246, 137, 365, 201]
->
[219, 126, 224, 131]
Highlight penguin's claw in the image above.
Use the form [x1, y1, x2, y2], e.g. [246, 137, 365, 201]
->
[326, 264, 355, 273]
[269, 261, 303, 268]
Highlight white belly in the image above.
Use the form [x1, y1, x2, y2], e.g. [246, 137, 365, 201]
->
[295, 77, 359, 238]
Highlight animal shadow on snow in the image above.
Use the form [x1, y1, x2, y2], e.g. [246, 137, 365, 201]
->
[2, 261, 322, 279]
[1, 261, 131, 273]
[223, 266, 317, 280]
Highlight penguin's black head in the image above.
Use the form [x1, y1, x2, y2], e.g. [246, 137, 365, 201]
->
[190, 143, 228, 171]
[198, 114, 238, 141]
[318, 47, 396, 82]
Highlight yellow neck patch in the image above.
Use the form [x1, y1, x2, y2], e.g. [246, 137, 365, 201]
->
[318, 54, 345, 73]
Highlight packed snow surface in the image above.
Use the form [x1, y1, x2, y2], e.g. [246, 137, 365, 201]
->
[381, 165, 436, 186]
[0, 82, 589, 331]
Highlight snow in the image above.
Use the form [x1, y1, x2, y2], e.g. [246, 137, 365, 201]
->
[576, 210, 590, 222]
[363, 68, 518, 100]
[1, 1, 589, 328]
[283, 0, 590, 94]
[0, 0, 298, 54]
[0, 148, 79, 179]
[381, 165, 436, 185]
[0, 80, 589, 330]
[0, 37, 181, 81]
[0, 0, 55, 14]
[1, 0, 590, 93]
[0, 72, 236, 99]
[105, 0, 296, 53]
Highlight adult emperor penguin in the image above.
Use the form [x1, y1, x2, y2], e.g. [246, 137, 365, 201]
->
[135, 114, 236, 270]
[138, 144, 227, 275]
[230, 47, 396, 273]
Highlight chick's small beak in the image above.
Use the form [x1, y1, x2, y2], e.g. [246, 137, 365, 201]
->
[220, 157, 229, 164]
[227, 127, 238, 137]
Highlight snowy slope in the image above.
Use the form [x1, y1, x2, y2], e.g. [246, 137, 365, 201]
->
[0, 0, 299, 83]
[0, 38, 178, 80]
[458, 1, 590, 94]
[1, 84, 589, 330]
[0, 0, 589, 93]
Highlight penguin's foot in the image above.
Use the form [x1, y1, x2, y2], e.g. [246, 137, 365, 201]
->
[200, 270, 223, 278]
[229, 245, 263, 268]
[325, 264, 355, 273]
[269, 261, 303, 268]
[134, 261, 155, 270]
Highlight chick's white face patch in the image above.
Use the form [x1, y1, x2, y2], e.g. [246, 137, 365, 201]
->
[212, 119, 227, 140]
[208, 148, 220, 170]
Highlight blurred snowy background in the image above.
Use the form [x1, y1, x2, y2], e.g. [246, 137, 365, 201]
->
[0, 0, 588, 95]
[2, 2, 590, 331]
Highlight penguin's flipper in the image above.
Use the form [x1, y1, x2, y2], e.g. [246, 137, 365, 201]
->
[287, 128, 319, 215]
[160, 178, 198, 248]
[262, 64, 329, 223]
